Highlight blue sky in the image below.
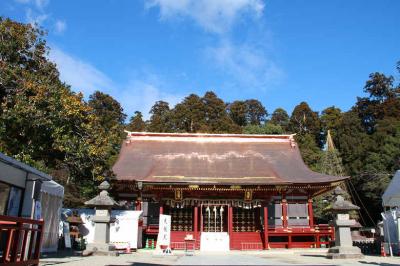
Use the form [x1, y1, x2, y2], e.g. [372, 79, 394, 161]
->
[1, 0, 399, 119]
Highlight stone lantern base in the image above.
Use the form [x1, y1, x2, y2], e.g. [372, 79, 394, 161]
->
[83, 243, 118, 256]
[327, 246, 364, 259]
[82, 181, 119, 257]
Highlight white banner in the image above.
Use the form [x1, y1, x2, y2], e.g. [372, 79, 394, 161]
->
[157, 214, 171, 246]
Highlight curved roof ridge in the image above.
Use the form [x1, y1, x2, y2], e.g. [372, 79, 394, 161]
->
[113, 132, 347, 185]
[125, 131, 297, 144]
[125, 130, 296, 139]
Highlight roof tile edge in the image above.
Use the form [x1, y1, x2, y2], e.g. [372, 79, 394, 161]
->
[124, 131, 297, 145]
[124, 130, 296, 139]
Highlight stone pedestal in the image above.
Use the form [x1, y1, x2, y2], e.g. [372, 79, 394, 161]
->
[327, 215, 363, 259]
[327, 188, 363, 259]
[83, 181, 118, 256]
[327, 246, 364, 259]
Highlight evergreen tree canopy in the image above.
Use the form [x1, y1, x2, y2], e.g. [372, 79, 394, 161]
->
[243, 123, 283, 134]
[270, 108, 289, 130]
[289, 101, 321, 138]
[320, 106, 342, 140]
[201, 91, 240, 133]
[147, 100, 172, 132]
[244, 99, 267, 125]
[88, 91, 126, 129]
[356, 72, 400, 132]
[171, 94, 206, 132]
[227, 100, 247, 127]
[227, 99, 268, 127]
[127, 111, 146, 132]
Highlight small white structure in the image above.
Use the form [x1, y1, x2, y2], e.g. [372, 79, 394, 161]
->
[382, 170, 400, 208]
[381, 170, 400, 255]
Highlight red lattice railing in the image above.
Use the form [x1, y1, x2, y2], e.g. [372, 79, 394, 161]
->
[241, 242, 264, 250]
[0, 215, 44, 265]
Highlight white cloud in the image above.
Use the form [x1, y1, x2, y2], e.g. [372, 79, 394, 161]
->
[49, 47, 113, 96]
[54, 20, 67, 34]
[120, 80, 183, 119]
[49, 47, 181, 119]
[144, 0, 281, 91]
[17, 0, 65, 35]
[205, 39, 283, 90]
[15, 0, 49, 9]
[145, 0, 264, 33]
[14, 0, 31, 4]
[26, 7, 48, 26]
[34, 0, 49, 10]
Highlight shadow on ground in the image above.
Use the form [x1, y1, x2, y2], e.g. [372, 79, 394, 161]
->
[358, 261, 400, 266]
[40, 250, 84, 265]
[301, 254, 327, 258]
[106, 265, 332, 266]
[41, 250, 83, 259]
[107, 264, 168, 266]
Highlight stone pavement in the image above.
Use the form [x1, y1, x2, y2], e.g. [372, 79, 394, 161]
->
[40, 249, 400, 266]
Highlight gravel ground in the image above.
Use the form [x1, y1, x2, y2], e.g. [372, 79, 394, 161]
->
[39, 249, 400, 266]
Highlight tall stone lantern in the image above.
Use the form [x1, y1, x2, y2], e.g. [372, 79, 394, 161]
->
[83, 181, 118, 256]
[327, 186, 364, 259]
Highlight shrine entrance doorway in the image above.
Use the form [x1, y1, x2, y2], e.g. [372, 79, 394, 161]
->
[200, 204, 230, 251]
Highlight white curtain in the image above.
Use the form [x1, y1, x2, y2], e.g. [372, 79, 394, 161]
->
[287, 203, 308, 227]
[41, 192, 63, 252]
[267, 203, 283, 227]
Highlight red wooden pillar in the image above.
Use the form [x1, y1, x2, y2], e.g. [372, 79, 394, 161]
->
[316, 233, 321, 248]
[159, 205, 163, 215]
[136, 200, 142, 210]
[194, 206, 198, 241]
[282, 198, 288, 228]
[308, 198, 314, 228]
[200, 205, 203, 232]
[228, 206, 233, 249]
[263, 206, 269, 250]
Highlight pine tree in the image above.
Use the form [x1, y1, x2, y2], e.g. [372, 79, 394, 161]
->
[126, 111, 146, 132]
[270, 108, 289, 131]
[147, 101, 172, 132]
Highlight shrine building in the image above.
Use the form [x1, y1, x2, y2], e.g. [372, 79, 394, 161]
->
[112, 131, 347, 251]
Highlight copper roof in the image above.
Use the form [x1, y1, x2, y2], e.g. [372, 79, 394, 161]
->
[112, 132, 347, 185]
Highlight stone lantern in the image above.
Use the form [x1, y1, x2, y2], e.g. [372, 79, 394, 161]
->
[83, 181, 118, 256]
[327, 186, 364, 259]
